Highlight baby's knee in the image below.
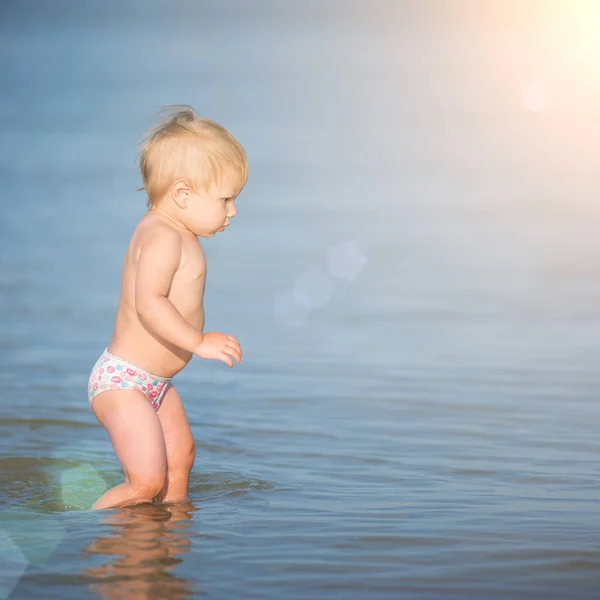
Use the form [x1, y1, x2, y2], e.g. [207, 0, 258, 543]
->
[179, 441, 196, 472]
[132, 472, 168, 500]
[187, 441, 196, 468]
[170, 441, 195, 475]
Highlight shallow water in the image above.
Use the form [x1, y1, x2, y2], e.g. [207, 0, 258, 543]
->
[1, 1, 600, 598]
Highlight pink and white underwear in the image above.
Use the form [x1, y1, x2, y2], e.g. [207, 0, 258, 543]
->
[88, 349, 171, 411]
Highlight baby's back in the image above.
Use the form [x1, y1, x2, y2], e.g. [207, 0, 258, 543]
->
[108, 213, 207, 377]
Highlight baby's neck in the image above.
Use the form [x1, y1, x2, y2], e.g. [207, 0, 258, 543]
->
[149, 206, 193, 236]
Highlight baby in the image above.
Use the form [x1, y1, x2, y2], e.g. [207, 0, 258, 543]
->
[88, 107, 247, 510]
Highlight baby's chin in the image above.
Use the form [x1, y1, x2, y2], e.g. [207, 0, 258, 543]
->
[208, 226, 226, 236]
[194, 224, 226, 238]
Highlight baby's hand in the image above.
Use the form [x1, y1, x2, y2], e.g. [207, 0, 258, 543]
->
[194, 332, 242, 368]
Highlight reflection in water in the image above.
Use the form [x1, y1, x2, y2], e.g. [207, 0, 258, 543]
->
[82, 502, 197, 600]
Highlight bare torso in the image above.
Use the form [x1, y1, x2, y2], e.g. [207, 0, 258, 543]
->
[108, 213, 206, 378]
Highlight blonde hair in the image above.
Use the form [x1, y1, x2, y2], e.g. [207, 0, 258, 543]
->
[139, 106, 248, 208]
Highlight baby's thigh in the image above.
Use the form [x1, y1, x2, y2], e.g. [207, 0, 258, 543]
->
[157, 386, 195, 466]
[92, 390, 167, 480]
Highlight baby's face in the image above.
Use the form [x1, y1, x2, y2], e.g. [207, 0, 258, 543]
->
[184, 173, 241, 238]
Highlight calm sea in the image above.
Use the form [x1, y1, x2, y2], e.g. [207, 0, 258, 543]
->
[1, 1, 600, 598]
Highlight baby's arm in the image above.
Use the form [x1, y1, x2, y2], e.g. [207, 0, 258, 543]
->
[135, 227, 242, 367]
[135, 227, 204, 353]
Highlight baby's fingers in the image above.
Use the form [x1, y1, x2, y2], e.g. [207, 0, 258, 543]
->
[227, 335, 242, 353]
[225, 344, 242, 364]
[219, 352, 235, 368]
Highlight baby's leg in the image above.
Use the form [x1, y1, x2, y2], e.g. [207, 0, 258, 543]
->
[155, 386, 195, 504]
[91, 390, 167, 510]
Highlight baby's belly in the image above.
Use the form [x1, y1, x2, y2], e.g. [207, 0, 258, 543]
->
[110, 309, 202, 378]
[109, 335, 193, 379]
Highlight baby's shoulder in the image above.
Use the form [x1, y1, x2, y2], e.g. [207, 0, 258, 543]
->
[128, 214, 183, 260]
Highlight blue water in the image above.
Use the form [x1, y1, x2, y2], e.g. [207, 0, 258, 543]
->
[1, 1, 600, 598]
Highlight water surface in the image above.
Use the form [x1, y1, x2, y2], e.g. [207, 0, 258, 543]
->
[1, 1, 600, 598]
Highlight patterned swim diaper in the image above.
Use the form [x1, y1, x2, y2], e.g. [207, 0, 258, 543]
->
[88, 349, 171, 411]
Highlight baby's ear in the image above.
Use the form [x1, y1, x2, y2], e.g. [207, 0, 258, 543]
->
[172, 180, 190, 208]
